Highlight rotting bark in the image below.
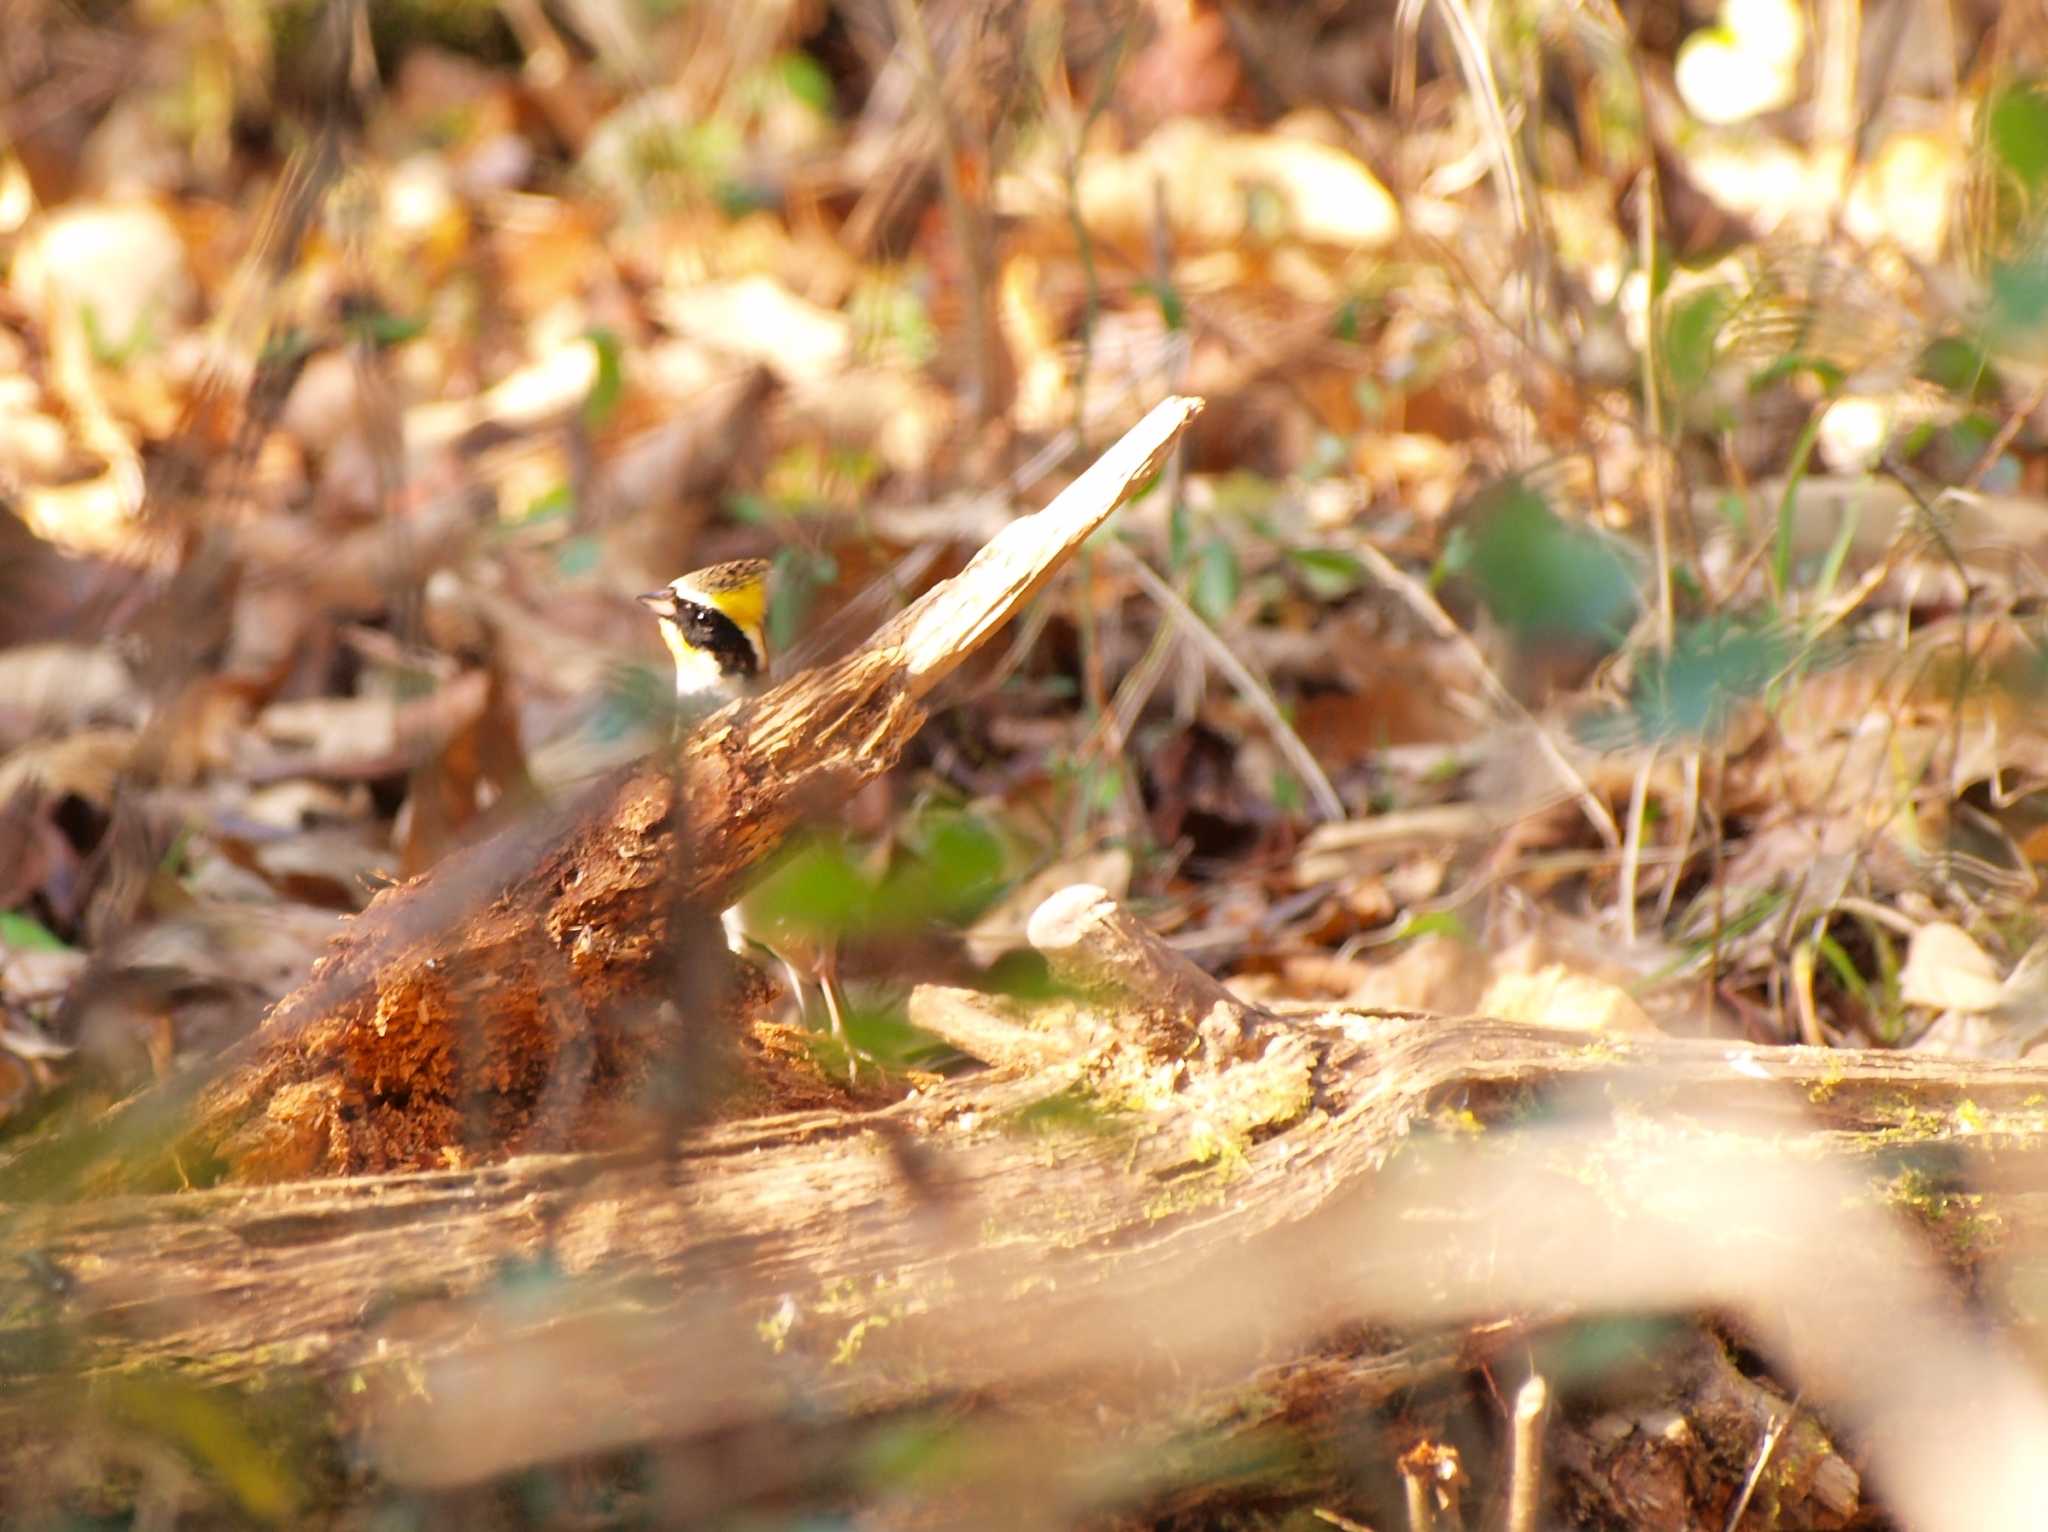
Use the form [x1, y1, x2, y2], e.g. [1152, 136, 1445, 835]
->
[7, 887, 2048, 1525]
[8, 397, 1204, 1189]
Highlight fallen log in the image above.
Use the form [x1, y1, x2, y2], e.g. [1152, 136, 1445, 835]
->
[7, 883, 2048, 1527]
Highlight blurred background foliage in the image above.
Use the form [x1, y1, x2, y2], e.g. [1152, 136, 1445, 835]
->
[5, 0, 2048, 1523]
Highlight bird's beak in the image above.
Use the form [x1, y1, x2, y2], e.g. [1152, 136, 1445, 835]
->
[637, 590, 676, 615]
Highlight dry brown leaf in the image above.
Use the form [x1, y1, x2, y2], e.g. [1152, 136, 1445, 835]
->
[10, 200, 196, 360]
[0, 642, 138, 742]
[778, 366, 953, 477]
[245, 829, 393, 910]
[253, 696, 400, 770]
[0, 373, 74, 484]
[18, 469, 147, 559]
[1480, 965, 1655, 1035]
[1343, 934, 1486, 1015]
[0, 943, 86, 1013]
[0, 793, 82, 915]
[0, 728, 139, 808]
[1006, 114, 1399, 252]
[1292, 807, 1501, 888]
[404, 336, 602, 463]
[657, 274, 852, 385]
[1844, 128, 1964, 263]
[1899, 922, 2004, 1013]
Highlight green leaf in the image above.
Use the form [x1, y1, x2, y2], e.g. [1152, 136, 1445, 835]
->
[581, 326, 624, 429]
[1715, 490, 1751, 541]
[1285, 547, 1367, 598]
[520, 483, 573, 524]
[1989, 83, 2048, 189]
[1915, 334, 1996, 400]
[1612, 616, 1791, 745]
[556, 534, 601, 576]
[1431, 524, 1474, 590]
[0, 912, 71, 952]
[1191, 539, 1240, 624]
[750, 838, 867, 937]
[1748, 354, 1847, 394]
[1534, 1315, 1694, 1390]
[1398, 910, 1472, 943]
[1815, 931, 1870, 1006]
[340, 304, 424, 349]
[1812, 496, 1862, 603]
[1136, 277, 1185, 332]
[1270, 770, 1304, 814]
[82, 300, 158, 365]
[1990, 257, 2048, 340]
[1772, 409, 1827, 598]
[775, 50, 835, 113]
[768, 546, 834, 656]
[881, 810, 1006, 925]
[1457, 481, 1638, 646]
[1663, 286, 1733, 393]
[107, 1376, 299, 1521]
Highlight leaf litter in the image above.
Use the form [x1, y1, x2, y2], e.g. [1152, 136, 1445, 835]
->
[0, 2, 2045, 1125]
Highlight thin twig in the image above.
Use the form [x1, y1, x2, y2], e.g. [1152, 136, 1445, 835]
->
[1350, 540, 1620, 847]
[1655, 747, 1701, 924]
[1636, 166, 1675, 656]
[1402, 1468, 1437, 1532]
[1618, 749, 1656, 945]
[883, 0, 998, 421]
[1311, 1510, 1376, 1532]
[1722, 1396, 1799, 1532]
[1792, 935, 1828, 1048]
[1118, 553, 1346, 823]
[1505, 1374, 1549, 1532]
[1962, 379, 2048, 493]
[1879, 455, 1977, 807]
[1832, 895, 1920, 936]
[1428, 0, 1548, 377]
[1050, 4, 1132, 441]
[1150, 165, 1201, 721]
[1393, 0, 1426, 122]
[1427, 0, 1537, 264]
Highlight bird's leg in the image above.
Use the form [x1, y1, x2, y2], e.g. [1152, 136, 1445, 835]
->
[812, 948, 871, 1082]
[767, 946, 868, 1082]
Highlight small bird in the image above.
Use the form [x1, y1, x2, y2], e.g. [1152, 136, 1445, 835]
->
[638, 559, 861, 1066]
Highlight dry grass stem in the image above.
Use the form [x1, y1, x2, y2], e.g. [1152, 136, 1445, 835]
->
[1505, 1374, 1549, 1532]
[1118, 551, 1345, 822]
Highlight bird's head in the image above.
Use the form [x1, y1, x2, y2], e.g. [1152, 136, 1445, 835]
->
[639, 558, 771, 700]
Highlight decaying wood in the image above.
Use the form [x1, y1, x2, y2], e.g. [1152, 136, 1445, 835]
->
[26, 398, 1203, 1188]
[9, 883, 2048, 1526]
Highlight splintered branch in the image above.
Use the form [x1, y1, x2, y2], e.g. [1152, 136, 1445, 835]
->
[32, 398, 1202, 1187]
